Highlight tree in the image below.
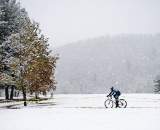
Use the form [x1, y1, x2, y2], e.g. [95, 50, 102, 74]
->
[5, 19, 58, 105]
[25, 55, 58, 99]
[154, 80, 160, 93]
[0, 0, 23, 43]
[3, 19, 40, 105]
[0, 0, 28, 99]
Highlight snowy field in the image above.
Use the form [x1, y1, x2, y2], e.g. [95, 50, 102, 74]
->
[0, 94, 160, 130]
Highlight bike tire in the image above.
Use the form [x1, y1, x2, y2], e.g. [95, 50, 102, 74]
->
[118, 99, 127, 108]
[104, 99, 114, 108]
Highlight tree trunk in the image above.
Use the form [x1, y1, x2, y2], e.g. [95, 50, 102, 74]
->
[22, 86, 27, 106]
[10, 85, 14, 100]
[5, 86, 9, 100]
[35, 92, 39, 99]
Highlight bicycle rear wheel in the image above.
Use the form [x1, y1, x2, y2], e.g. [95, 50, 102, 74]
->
[118, 99, 127, 108]
[104, 99, 114, 108]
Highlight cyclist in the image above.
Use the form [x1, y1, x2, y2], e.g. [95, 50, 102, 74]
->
[107, 86, 121, 108]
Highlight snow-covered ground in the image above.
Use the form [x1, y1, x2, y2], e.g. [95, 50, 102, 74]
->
[0, 94, 160, 130]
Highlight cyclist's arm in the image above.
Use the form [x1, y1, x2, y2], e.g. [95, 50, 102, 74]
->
[107, 91, 113, 97]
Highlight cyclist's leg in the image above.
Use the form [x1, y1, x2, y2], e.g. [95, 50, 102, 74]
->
[115, 96, 119, 108]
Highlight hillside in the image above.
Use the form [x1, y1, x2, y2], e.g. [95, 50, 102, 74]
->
[55, 34, 160, 93]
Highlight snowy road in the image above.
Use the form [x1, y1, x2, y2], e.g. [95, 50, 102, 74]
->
[0, 94, 160, 130]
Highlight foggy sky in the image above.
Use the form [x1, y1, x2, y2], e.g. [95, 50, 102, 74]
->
[20, 0, 160, 47]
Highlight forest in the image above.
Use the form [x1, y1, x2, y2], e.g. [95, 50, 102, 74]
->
[55, 34, 160, 93]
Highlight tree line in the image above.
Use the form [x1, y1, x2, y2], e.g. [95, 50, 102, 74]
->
[55, 34, 160, 94]
[0, 0, 58, 106]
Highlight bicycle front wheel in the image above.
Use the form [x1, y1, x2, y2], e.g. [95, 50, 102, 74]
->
[118, 99, 127, 108]
[104, 99, 114, 108]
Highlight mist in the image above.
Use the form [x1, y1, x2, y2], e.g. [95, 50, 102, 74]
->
[19, 0, 160, 93]
[20, 0, 160, 47]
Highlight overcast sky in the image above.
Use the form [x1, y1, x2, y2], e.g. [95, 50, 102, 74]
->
[20, 0, 160, 47]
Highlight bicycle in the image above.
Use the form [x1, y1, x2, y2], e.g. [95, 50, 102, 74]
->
[104, 95, 127, 108]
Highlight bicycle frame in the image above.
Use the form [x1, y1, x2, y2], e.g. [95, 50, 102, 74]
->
[105, 94, 127, 108]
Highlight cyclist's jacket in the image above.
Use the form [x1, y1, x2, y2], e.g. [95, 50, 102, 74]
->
[109, 89, 121, 98]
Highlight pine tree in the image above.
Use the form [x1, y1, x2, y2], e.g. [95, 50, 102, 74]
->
[0, 0, 27, 99]
[0, 0, 27, 45]
[154, 80, 160, 93]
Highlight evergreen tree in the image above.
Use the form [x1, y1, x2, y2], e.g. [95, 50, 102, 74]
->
[0, 0, 27, 99]
[154, 79, 160, 93]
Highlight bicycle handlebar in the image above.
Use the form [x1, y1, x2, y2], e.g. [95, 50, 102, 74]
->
[106, 94, 112, 99]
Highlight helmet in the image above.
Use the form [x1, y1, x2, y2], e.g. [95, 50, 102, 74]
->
[111, 86, 114, 90]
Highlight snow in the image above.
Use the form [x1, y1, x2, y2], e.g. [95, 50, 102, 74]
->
[0, 94, 160, 130]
